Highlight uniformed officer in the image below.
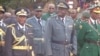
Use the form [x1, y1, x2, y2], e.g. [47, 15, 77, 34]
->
[5, 8, 35, 56]
[81, 11, 90, 22]
[44, 2, 77, 56]
[42, 3, 56, 21]
[0, 5, 7, 56]
[27, 5, 46, 56]
[78, 5, 100, 56]
[75, 11, 90, 31]
[69, 8, 78, 21]
[76, 11, 90, 56]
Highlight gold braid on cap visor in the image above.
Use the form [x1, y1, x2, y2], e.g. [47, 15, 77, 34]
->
[57, 3, 67, 8]
[93, 7, 100, 13]
[16, 9, 27, 16]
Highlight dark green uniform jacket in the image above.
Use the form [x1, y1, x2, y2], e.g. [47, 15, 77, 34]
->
[78, 21, 100, 56]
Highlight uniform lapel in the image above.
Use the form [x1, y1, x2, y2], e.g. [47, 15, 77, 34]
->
[16, 24, 25, 35]
[56, 16, 64, 26]
[88, 18, 98, 29]
[64, 16, 72, 27]
[34, 16, 42, 27]
[33, 16, 39, 24]
[24, 25, 29, 36]
[97, 24, 100, 33]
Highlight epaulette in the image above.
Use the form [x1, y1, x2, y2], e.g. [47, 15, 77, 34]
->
[26, 23, 32, 27]
[7, 24, 15, 28]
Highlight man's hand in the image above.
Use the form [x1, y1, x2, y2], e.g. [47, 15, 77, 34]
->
[70, 52, 77, 56]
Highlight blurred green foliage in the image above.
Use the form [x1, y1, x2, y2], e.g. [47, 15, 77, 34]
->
[0, 0, 48, 9]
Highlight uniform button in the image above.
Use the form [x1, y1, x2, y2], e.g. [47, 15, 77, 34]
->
[86, 46, 89, 48]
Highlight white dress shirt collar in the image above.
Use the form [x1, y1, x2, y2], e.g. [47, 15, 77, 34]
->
[90, 17, 97, 24]
[34, 16, 41, 22]
[18, 23, 25, 31]
[60, 16, 66, 24]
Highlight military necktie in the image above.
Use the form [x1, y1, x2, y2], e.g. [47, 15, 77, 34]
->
[61, 18, 64, 24]
[94, 20, 97, 29]
[38, 19, 41, 26]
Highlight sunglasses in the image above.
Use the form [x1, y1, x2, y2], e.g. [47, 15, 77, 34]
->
[36, 10, 42, 12]
[49, 8, 55, 9]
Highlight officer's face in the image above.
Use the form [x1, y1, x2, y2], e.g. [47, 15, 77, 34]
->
[35, 10, 42, 19]
[17, 15, 27, 25]
[0, 12, 4, 20]
[91, 12, 100, 20]
[57, 7, 68, 17]
[48, 6, 55, 13]
[69, 10, 77, 19]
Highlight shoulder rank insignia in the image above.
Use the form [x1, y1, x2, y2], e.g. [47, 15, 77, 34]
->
[79, 25, 82, 29]
[26, 23, 32, 27]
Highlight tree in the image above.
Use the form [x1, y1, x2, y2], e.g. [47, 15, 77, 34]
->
[0, 0, 49, 9]
[0, 0, 10, 5]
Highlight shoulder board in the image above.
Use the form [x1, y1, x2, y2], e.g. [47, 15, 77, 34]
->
[7, 24, 15, 28]
[26, 23, 32, 27]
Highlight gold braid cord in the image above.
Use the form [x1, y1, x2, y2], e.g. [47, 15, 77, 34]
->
[70, 52, 74, 56]
[0, 28, 5, 37]
[32, 51, 35, 56]
[0, 28, 5, 46]
[11, 26, 35, 56]
[11, 27, 26, 46]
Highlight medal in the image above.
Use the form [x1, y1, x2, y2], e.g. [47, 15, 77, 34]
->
[79, 25, 82, 29]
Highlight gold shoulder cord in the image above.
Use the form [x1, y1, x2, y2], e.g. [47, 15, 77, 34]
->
[11, 26, 35, 56]
[0, 28, 5, 46]
[0, 28, 5, 38]
[11, 27, 26, 46]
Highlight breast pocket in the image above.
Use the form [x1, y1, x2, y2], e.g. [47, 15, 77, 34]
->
[33, 28, 41, 33]
[87, 29, 92, 33]
[65, 25, 73, 31]
[55, 27, 61, 30]
[26, 29, 34, 38]
[53, 23, 63, 30]
[28, 32, 33, 36]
